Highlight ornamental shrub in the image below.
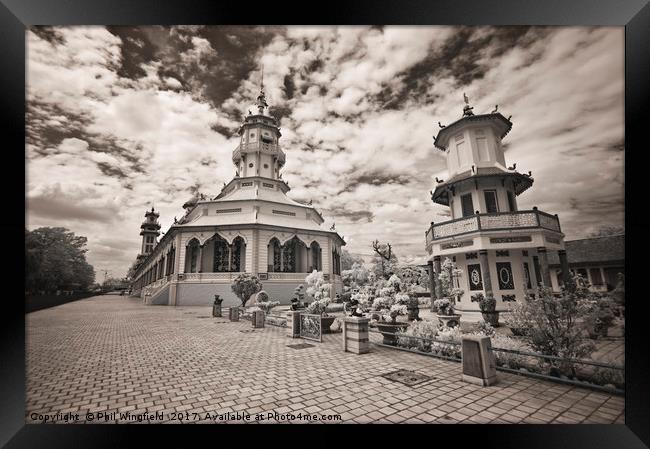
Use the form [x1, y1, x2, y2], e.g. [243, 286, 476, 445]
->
[513, 280, 597, 376]
[231, 273, 263, 307]
[396, 320, 439, 352]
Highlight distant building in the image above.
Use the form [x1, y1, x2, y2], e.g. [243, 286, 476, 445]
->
[129, 85, 345, 306]
[424, 96, 570, 312]
[548, 234, 624, 292]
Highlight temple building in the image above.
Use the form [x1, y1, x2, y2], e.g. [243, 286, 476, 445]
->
[129, 85, 345, 306]
[425, 96, 570, 312]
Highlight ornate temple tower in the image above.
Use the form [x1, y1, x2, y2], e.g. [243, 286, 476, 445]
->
[232, 84, 286, 180]
[425, 96, 570, 313]
[129, 79, 345, 306]
[139, 207, 161, 256]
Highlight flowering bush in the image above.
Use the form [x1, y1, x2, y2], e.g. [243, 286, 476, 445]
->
[341, 262, 371, 290]
[304, 270, 332, 316]
[369, 274, 409, 323]
[254, 291, 280, 315]
[433, 298, 454, 316]
[508, 280, 598, 376]
[396, 320, 439, 352]
[490, 334, 530, 370]
[231, 273, 263, 307]
[476, 319, 496, 337]
[432, 326, 463, 358]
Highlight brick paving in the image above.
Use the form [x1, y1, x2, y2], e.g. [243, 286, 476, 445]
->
[26, 296, 624, 424]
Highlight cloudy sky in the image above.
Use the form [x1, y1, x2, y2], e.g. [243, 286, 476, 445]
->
[26, 26, 624, 279]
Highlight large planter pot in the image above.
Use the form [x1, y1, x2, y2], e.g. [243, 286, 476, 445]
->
[321, 315, 336, 334]
[481, 311, 500, 327]
[376, 322, 409, 346]
[437, 314, 461, 328]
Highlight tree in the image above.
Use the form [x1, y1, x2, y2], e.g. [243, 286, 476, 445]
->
[340, 249, 364, 271]
[25, 227, 95, 293]
[231, 273, 263, 307]
[341, 262, 371, 291]
[371, 240, 398, 279]
[587, 225, 624, 238]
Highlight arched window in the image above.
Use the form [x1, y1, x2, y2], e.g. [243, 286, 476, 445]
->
[213, 236, 229, 272]
[185, 238, 200, 273]
[231, 236, 245, 272]
[310, 242, 322, 272]
[269, 238, 281, 272]
[282, 238, 296, 272]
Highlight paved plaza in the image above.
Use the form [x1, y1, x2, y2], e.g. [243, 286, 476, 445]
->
[26, 296, 624, 424]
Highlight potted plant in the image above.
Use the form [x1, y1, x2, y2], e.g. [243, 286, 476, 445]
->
[212, 294, 223, 317]
[434, 258, 463, 328]
[475, 293, 499, 327]
[231, 273, 263, 321]
[371, 275, 410, 345]
[304, 271, 336, 333]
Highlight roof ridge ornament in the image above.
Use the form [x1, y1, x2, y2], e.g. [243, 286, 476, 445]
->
[462, 92, 474, 117]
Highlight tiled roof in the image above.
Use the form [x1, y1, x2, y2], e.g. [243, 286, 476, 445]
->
[548, 234, 625, 265]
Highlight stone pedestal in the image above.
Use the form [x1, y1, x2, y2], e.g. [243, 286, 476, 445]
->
[229, 307, 240, 322]
[461, 335, 497, 386]
[342, 317, 370, 354]
[286, 311, 301, 338]
[252, 310, 265, 328]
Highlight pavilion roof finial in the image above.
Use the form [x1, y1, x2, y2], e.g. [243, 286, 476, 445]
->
[462, 92, 474, 117]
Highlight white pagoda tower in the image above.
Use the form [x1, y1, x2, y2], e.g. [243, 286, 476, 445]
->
[425, 96, 570, 312]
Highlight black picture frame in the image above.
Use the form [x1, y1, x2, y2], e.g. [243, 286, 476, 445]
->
[4, 0, 650, 447]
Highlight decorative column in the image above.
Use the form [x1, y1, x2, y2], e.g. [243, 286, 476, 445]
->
[478, 250, 494, 300]
[537, 247, 552, 287]
[427, 260, 436, 311]
[228, 244, 233, 272]
[558, 249, 571, 288]
[433, 256, 443, 299]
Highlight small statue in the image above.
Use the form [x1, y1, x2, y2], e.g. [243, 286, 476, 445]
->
[462, 92, 474, 116]
[248, 109, 252, 115]
[308, 199, 313, 205]
[507, 163, 517, 170]
[173, 216, 177, 224]
[330, 223, 336, 231]
[491, 105, 498, 113]
[438, 121, 446, 129]
[435, 177, 444, 183]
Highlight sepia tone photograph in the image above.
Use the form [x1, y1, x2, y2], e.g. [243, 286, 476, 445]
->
[25, 25, 625, 425]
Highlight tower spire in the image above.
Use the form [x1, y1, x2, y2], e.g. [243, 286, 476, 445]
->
[256, 66, 268, 114]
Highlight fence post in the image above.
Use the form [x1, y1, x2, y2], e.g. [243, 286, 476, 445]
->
[286, 311, 301, 338]
[342, 316, 370, 354]
[461, 335, 497, 386]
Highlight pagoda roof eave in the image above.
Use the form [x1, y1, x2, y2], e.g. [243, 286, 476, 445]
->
[433, 113, 513, 150]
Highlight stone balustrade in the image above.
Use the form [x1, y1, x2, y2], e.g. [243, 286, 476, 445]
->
[426, 209, 562, 244]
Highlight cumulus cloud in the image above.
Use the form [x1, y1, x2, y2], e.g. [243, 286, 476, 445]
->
[26, 25, 624, 276]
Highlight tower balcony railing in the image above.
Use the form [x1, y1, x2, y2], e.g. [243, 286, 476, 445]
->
[425, 208, 562, 244]
[232, 142, 286, 163]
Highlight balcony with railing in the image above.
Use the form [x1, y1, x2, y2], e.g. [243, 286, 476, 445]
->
[425, 208, 562, 245]
[232, 142, 286, 163]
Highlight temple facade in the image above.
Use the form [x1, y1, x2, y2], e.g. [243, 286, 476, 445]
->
[425, 96, 571, 312]
[130, 86, 345, 306]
